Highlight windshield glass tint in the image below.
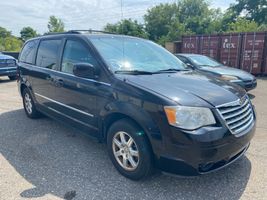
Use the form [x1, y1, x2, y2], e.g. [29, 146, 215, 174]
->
[189, 55, 221, 67]
[89, 36, 187, 72]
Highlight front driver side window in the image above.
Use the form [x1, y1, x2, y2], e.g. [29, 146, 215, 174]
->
[61, 40, 98, 74]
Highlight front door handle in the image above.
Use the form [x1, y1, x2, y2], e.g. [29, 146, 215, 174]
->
[46, 75, 51, 81]
[54, 79, 64, 87]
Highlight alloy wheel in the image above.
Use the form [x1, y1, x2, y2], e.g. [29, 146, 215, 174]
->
[112, 131, 140, 171]
[24, 93, 33, 114]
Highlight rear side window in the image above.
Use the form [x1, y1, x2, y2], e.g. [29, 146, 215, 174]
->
[61, 40, 98, 74]
[20, 40, 38, 64]
[36, 39, 61, 70]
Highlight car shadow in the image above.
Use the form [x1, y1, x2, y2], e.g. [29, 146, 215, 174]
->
[0, 109, 251, 200]
[0, 77, 15, 83]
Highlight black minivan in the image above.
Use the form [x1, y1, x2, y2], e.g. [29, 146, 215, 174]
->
[17, 31, 256, 180]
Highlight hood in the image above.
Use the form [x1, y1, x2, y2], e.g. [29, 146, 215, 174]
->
[0, 54, 15, 60]
[118, 71, 246, 107]
[200, 66, 255, 81]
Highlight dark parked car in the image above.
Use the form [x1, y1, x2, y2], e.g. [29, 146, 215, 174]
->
[0, 52, 17, 80]
[17, 31, 255, 180]
[176, 54, 257, 91]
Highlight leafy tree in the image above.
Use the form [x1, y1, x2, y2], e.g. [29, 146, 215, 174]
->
[227, 17, 259, 32]
[219, 8, 239, 32]
[177, 0, 216, 34]
[0, 36, 22, 51]
[144, 0, 221, 44]
[0, 26, 22, 51]
[0, 27, 11, 38]
[157, 19, 192, 45]
[20, 26, 38, 41]
[230, 0, 267, 24]
[104, 19, 148, 38]
[144, 3, 179, 41]
[102, 0, 267, 46]
[258, 24, 267, 31]
[205, 8, 224, 33]
[47, 16, 65, 33]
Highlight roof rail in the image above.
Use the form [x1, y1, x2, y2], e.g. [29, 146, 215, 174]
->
[67, 30, 113, 34]
[46, 31, 73, 35]
[45, 30, 113, 36]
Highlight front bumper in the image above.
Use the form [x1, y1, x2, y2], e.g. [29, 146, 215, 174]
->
[155, 112, 256, 176]
[0, 67, 17, 77]
[231, 79, 257, 91]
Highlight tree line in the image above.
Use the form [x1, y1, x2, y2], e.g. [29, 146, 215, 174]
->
[0, 0, 266, 51]
[105, 0, 267, 45]
[0, 16, 64, 51]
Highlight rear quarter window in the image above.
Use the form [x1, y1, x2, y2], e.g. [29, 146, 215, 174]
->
[19, 40, 39, 64]
[36, 39, 61, 70]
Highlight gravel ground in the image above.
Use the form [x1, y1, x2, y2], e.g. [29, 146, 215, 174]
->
[0, 77, 266, 200]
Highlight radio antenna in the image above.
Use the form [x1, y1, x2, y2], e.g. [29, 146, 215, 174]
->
[120, 0, 125, 67]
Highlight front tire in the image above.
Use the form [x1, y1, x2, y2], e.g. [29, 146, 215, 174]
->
[107, 119, 153, 180]
[22, 88, 41, 118]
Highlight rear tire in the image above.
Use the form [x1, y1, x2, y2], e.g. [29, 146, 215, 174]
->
[107, 119, 153, 180]
[22, 88, 41, 119]
[8, 76, 16, 80]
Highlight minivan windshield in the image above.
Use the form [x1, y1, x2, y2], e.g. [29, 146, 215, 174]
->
[89, 36, 188, 73]
[189, 55, 222, 67]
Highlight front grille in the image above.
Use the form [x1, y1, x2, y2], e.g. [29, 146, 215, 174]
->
[217, 95, 254, 135]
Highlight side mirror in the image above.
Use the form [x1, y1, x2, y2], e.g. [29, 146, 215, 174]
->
[186, 63, 194, 69]
[73, 63, 99, 79]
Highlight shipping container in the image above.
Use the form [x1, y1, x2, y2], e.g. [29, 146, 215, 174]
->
[220, 33, 242, 69]
[165, 41, 182, 54]
[264, 50, 267, 75]
[175, 32, 267, 75]
[199, 35, 220, 60]
[240, 32, 266, 75]
[181, 36, 199, 54]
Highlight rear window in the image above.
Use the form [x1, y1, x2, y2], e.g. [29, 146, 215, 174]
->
[36, 39, 61, 70]
[20, 40, 39, 64]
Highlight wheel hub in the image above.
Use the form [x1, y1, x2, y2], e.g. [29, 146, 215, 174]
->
[112, 131, 140, 171]
[24, 93, 33, 114]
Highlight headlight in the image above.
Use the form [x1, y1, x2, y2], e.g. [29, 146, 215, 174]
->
[220, 75, 239, 81]
[164, 106, 216, 130]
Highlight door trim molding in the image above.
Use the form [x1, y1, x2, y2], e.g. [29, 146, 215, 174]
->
[47, 106, 98, 130]
[35, 92, 94, 118]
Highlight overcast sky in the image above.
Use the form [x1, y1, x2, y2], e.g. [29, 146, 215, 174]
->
[0, 0, 234, 36]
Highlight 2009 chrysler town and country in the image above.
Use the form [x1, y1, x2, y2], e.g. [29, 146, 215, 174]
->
[17, 31, 256, 180]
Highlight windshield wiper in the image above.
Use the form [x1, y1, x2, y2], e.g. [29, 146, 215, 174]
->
[114, 68, 190, 75]
[199, 65, 220, 67]
[114, 70, 153, 75]
[154, 68, 190, 73]
[198, 64, 211, 67]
